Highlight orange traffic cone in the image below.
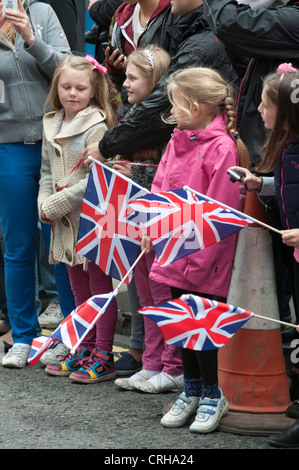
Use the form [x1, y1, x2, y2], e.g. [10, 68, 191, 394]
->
[218, 191, 295, 435]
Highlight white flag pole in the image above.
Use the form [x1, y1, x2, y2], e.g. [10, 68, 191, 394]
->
[69, 248, 147, 353]
[183, 185, 282, 235]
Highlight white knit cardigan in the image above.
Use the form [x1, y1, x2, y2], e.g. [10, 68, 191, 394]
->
[38, 106, 108, 266]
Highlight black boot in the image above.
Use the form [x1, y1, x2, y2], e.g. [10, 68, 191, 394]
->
[268, 420, 299, 447]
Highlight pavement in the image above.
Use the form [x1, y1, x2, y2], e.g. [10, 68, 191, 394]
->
[0, 285, 297, 450]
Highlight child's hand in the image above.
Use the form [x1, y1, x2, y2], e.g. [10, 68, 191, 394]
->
[281, 229, 299, 248]
[141, 234, 153, 254]
[40, 206, 51, 224]
[82, 142, 106, 167]
[229, 166, 263, 192]
[113, 162, 131, 178]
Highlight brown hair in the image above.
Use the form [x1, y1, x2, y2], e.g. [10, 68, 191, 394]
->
[257, 70, 299, 173]
[164, 66, 251, 169]
[44, 54, 115, 128]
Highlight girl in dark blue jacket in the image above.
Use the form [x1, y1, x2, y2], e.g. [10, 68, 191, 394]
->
[230, 63, 299, 324]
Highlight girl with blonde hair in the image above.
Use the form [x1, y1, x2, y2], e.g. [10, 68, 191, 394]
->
[39, 55, 118, 384]
[141, 66, 249, 431]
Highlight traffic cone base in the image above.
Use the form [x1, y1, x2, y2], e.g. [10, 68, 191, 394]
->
[219, 328, 292, 414]
[219, 412, 296, 436]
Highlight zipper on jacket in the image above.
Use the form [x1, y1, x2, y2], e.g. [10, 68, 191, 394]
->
[0, 39, 35, 141]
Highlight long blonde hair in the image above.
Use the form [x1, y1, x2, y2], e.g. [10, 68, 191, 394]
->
[164, 66, 251, 169]
[45, 55, 115, 128]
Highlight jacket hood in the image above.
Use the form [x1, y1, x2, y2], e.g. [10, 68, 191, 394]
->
[115, 0, 170, 26]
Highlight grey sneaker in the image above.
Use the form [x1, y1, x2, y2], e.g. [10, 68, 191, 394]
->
[161, 392, 200, 428]
[39, 342, 70, 366]
[114, 369, 152, 390]
[2, 343, 31, 368]
[39, 303, 64, 329]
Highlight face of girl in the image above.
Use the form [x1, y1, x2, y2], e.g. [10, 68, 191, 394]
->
[123, 63, 151, 105]
[57, 68, 94, 122]
[258, 85, 278, 130]
[170, 86, 195, 130]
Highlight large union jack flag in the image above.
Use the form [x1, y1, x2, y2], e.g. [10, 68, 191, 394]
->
[51, 291, 117, 350]
[129, 188, 253, 267]
[139, 294, 254, 350]
[75, 159, 149, 282]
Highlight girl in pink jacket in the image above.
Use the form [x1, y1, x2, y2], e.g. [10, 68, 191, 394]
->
[143, 66, 250, 433]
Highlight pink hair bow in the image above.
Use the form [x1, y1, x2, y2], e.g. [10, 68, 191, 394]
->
[277, 62, 297, 80]
[85, 55, 107, 74]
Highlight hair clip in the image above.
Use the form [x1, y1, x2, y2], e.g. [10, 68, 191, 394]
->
[277, 62, 297, 81]
[85, 55, 107, 74]
[144, 49, 154, 70]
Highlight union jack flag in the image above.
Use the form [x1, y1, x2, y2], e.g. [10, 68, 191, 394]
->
[28, 335, 59, 366]
[129, 188, 253, 267]
[51, 291, 117, 350]
[76, 159, 149, 282]
[139, 295, 254, 350]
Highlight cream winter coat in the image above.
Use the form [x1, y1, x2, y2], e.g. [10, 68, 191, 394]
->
[38, 106, 108, 266]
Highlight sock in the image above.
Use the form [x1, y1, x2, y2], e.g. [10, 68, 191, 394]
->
[201, 383, 221, 399]
[183, 378, 202, 398]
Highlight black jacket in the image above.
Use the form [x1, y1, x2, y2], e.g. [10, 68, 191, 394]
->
[99, 5, 237, 159]
[203, 0, 299, 166]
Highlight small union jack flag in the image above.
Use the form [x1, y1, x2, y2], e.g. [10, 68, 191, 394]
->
[129, 188, 252, 267]
[51, 291, 117, 350]
[28, 335, 59, 365]
[139, 295, 254, 350]
[76, 159, 148, 283]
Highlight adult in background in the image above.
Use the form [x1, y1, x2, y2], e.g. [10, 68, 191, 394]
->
[87, 0, 122, 63]
[0, 0, 70, 368]
[83, 0, 237, 164]
[39, 0, 85, 53]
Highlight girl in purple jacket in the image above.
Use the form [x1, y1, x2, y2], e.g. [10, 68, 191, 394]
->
[142, 66, 250, 433]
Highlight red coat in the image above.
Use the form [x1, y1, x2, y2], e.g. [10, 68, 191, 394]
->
[149, 114, 241, 298]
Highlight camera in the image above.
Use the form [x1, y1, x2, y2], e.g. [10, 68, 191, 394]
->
[227, 168, 244, 183]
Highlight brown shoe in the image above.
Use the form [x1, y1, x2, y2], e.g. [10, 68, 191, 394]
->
[0, 322, 11, 336]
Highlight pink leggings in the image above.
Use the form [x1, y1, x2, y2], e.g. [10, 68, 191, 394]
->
[134, 252, 183, 376]
[67, 262, 118, 352]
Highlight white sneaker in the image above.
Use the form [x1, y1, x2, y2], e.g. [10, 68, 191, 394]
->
[39, 303, 64, 329]
[134, 372, 184, 393]
[39, 342, 70, 366]
[2, 343, 31, 368]
[114, 369, 155, 390]
[189, 390, 229, 434]
[161, 392, 200, 428]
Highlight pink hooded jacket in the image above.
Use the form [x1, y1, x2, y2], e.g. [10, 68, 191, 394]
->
[149, 114, 241, 298]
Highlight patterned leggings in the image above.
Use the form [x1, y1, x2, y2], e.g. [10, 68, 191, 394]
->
[67, 262, 118, 352]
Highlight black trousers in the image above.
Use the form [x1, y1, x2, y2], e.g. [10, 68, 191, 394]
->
[170, 286, 226, 386]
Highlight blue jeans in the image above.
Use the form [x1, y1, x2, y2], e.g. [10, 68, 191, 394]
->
[0, 142, 41, 344]
[40, 222, 75, 317]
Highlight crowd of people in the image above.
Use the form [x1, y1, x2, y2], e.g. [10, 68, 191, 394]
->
[1, 0, 299, 447]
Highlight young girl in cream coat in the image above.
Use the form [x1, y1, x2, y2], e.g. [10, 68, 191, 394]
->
[38, 55, 118, 384]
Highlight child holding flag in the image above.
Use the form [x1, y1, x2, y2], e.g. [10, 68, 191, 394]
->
[111, 46, 185, 391]
[141, 66, 250, 432]
[36, 55, 118, 384]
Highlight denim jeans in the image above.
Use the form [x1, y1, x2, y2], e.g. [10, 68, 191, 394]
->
[0, 142, 41, 344]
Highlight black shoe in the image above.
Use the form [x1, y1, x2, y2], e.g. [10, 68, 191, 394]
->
[85, 24, 99, 44]
[289, 371, 299, 402]
[281, 327, 299, 343]
[287, 402, 299, 419]
[268, 420, 299, 447]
